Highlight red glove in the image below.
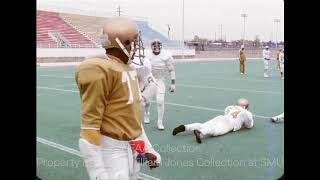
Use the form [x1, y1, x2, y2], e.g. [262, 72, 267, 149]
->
[129, 140, 145, 154]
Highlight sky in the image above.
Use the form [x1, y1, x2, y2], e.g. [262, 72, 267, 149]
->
[37, 0, 284, 42]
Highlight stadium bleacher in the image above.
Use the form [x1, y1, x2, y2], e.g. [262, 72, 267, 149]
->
[59, 12, 106, 46]
[37, 10, 96, 48]
[37, 10, 179, 49]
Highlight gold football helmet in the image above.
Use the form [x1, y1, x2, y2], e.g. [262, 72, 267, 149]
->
[100, 17, 145, 64]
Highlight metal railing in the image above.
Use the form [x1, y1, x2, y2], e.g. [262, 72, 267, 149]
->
[37, 41, 190, 49]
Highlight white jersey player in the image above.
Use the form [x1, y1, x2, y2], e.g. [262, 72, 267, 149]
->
[271, 113, 284, 123]
[172, 98, 254, 144]
[279, 49, 284, 79]
[263, 46, 271, 77]
[145, 39, 176, 130]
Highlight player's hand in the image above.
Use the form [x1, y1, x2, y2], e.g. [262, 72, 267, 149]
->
[145, 152, 160, 169]
[169, 84, 176, 93]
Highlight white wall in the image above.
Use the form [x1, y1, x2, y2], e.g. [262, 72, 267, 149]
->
[37, 48, 105, 57]
[37, 48, 195, 57]
[164, 49, 196, 56]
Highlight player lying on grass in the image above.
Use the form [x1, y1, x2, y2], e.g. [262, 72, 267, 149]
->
[172, 98, 254, 144]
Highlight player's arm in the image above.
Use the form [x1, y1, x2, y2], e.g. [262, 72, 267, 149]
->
[224, 105, 234, 115]
[76, 67, 109, 180]
[129, 124, 161, 169]
[140, 125, 161, 169]
[242, 111, 254, 128]
[165, 55, 176, 92]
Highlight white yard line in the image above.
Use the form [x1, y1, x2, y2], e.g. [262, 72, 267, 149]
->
[37, 86, 269, 119]
[177, 84, 282, 95]
[38, 75, 282, 94]
[185, 75, 283, 83]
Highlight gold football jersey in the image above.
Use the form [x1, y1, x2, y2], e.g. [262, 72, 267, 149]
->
[75, 54, 142, 141]
[239, 49, 246, 61]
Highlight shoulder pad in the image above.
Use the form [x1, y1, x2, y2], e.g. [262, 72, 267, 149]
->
[76, 65, 105, 85]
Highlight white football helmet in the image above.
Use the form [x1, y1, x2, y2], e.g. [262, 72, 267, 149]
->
[151, 39, 162, 55]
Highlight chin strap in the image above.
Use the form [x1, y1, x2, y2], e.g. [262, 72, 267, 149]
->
[115, 37, 136, 64]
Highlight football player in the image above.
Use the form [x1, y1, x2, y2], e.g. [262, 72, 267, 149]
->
[279, 49, 284, 79]
[263, 46, 271, 77]
[276, 48, 282, 70]
[271, 113, 284, 123]
[172, 98, 254, 144]
[239, 45, 246, 75]
[145, 39, 176, 130]
[75, 17, 160, 180]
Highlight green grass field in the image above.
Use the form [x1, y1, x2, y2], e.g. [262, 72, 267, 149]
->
[37, 59, 284, 180]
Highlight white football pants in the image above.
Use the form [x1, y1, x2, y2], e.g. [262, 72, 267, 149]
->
[141, 81, 158, 121]
[155, 79, 165, 126]
[264, 59, 270, 70]
[142, 79, 165, 126]
[263, 59, 270, 76]
[100, 135, 140, 180]
[185, 115, 234, 137]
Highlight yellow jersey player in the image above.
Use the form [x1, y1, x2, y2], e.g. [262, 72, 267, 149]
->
[75, 17, 160, 180]
[239, 45, 246, 75]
